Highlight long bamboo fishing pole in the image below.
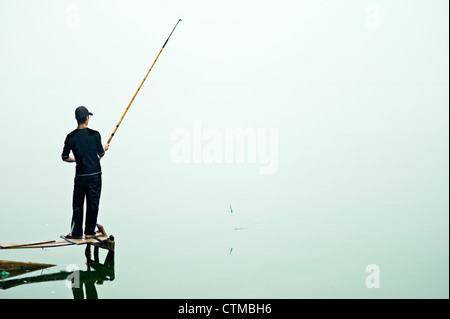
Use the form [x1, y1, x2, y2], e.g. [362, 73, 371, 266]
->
[107, 19, 182, 145]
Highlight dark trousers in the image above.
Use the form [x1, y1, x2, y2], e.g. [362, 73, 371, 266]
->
[71, 173, 102, 236]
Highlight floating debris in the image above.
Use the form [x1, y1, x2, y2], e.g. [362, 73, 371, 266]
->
[230, 205, 233, 213]
[0, 260, 55, 279]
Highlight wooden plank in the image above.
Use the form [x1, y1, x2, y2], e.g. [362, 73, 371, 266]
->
[0, 240, 73, 250]
[0, 240, 56, 249]
[0, 237, 111, 250]
[16, 241, 73, 249]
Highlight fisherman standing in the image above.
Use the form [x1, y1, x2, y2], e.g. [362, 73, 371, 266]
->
[61, 106, 109, 239]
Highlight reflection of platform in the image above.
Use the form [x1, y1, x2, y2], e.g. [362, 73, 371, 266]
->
[0, 224, 115, 252]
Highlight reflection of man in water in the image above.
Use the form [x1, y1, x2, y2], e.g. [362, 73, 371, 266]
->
[70, 250, 115, 299]
[62, 106, 109, 239]
[72, 277, 99, 299]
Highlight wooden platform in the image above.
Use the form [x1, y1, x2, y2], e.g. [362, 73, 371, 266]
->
[60, 235, 108, 245]
[0, 224, 114, 252]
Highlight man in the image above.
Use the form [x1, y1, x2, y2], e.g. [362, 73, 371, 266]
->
[61, 106, 109, 239]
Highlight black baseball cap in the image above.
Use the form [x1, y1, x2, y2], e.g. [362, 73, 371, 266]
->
[75, 106, 93, 120]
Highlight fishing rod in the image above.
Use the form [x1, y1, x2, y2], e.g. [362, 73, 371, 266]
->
[107, 19, 182, 145]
